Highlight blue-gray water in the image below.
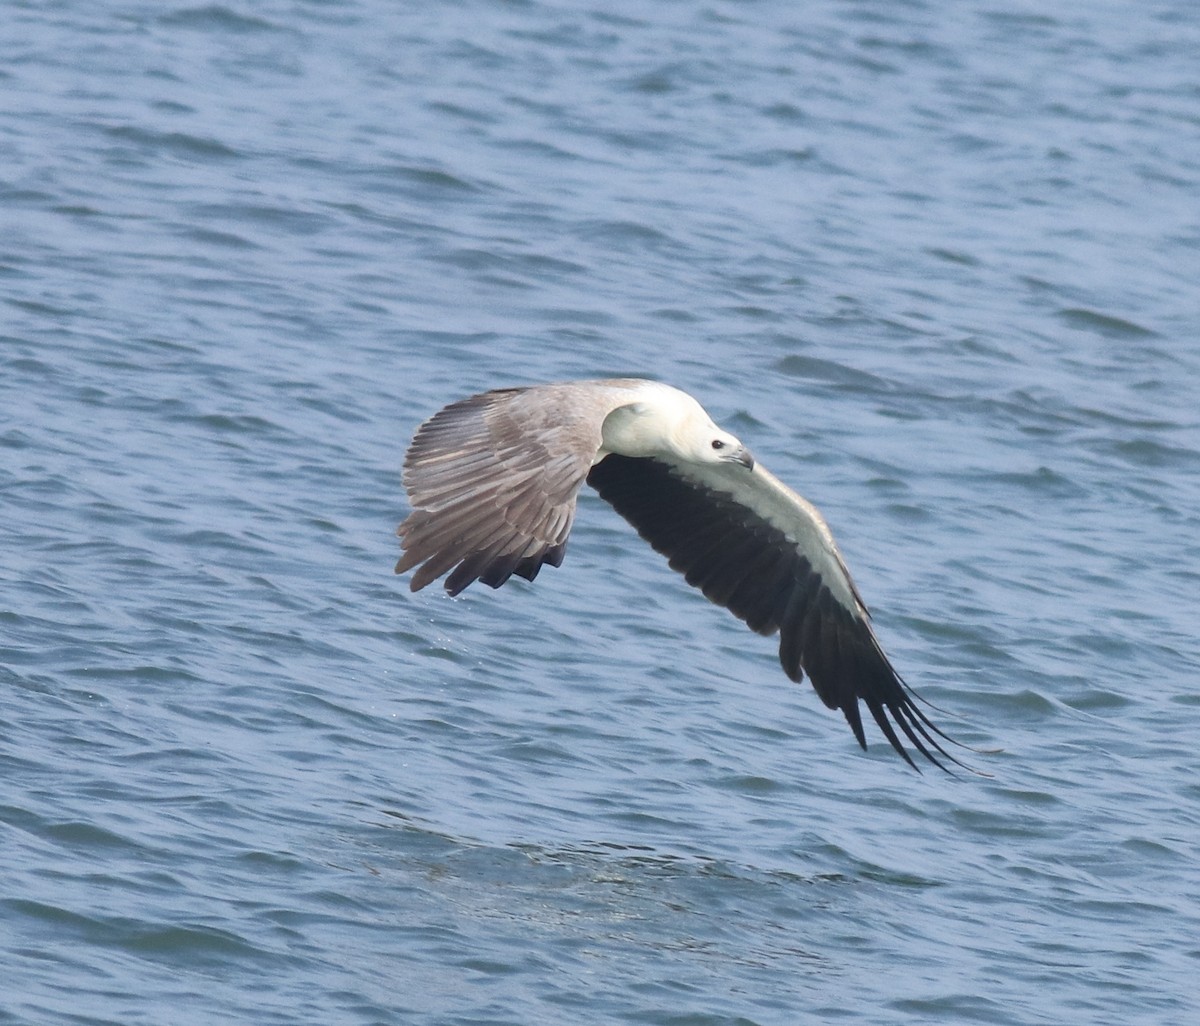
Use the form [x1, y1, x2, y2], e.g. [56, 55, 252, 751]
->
[3, 2, 1199, 1024]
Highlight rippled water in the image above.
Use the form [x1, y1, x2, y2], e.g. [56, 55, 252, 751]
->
[3, 2, 1199, 1024]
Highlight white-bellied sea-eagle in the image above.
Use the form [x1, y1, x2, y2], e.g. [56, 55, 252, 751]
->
[396, 378, 959, 771]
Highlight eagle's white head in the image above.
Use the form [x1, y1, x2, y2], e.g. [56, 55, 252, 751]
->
[601, 382, 755, 470]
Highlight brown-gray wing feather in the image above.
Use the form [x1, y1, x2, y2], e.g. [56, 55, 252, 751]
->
[586, 454, 957, 770]
[397, 387, 601, 596]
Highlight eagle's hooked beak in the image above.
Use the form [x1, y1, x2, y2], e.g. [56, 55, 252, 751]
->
[727, 444, 755, 471]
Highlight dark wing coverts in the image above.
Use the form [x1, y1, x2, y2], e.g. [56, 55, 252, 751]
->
[586, 455, 956, 770]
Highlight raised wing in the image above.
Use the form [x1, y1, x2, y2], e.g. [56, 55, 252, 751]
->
[397, 386, 603, 595]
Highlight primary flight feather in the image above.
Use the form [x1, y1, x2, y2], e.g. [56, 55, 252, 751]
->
[396, 378, 957, 770]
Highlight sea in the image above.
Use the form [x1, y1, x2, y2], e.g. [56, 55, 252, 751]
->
[2, 2, 1198, 1024]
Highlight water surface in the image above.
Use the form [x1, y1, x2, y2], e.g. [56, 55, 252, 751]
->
[3, 2, 1198, 1024]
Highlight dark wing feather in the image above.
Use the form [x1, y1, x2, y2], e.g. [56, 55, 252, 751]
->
[586, 454, 957, 770]
[397, 387, 600, 595]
